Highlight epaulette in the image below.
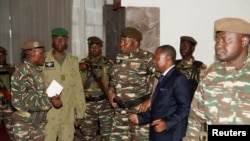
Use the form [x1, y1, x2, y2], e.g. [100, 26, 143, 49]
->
[79, 58, 88, 63]
[68, 52, 79, 60]
[193, 61, 203, 69]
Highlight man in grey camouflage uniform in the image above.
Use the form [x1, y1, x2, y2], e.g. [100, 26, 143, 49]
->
[0, 46, 15, 140]
[11, 39, 62, 141]
[183, 17, 250, 141]
[108, 27, 156, 141]
[74, 36, 114, 141]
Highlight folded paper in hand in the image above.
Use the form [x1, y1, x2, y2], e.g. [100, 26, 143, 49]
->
[46, 80, 63, 97]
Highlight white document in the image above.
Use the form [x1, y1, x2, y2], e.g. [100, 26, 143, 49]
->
[46, 80, 63, 97]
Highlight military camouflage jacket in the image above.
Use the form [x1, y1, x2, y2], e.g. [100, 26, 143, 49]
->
[11, 59, 51, 112]
[175, 57, 207, 82]
[185, 52, 250, 140]
[0, 63, 15, 110]
[80, 55, 113, 97]
[0, 63, 15, 92]
[110, 48, 155, 101]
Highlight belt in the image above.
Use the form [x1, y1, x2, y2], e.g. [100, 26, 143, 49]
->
[16, 110, 31, 118]
[85, 95, 106, 102]
[0, 71, 9, 75]
[114, 94, 151, 109]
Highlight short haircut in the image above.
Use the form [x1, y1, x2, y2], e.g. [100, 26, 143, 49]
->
[157, 45, 176, 61]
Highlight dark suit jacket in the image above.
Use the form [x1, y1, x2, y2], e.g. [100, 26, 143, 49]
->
[137, 66, 191, 141]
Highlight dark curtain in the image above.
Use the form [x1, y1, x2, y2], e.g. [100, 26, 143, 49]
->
[1, 0, 72, 66]
[0, 0, 11, 63]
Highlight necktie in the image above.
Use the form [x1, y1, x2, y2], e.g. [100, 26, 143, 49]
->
[159, 75, 164, 83]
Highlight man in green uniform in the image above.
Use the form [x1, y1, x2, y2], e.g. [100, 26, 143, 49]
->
[43, 27, 86, 141]
[183, 18, 250, 141]
[108, 27, 156, 140]
[11, 39, 62, 141]
[175, 36, 207, 99]
[74, 36, 114, 141]
[0, 46, 15, 140]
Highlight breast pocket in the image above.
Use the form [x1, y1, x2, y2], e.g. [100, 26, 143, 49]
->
[156, 88, 170, 105]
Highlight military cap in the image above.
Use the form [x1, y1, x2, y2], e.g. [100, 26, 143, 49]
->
[51, 27, 69, 37]
[214, 17, 250, 35]
[21, 39, 45, 51]
[121, 27, 142, 41]
[87, 36, 103, 46]
[0, 46, 7, 55]
[180, 36, 197, 46]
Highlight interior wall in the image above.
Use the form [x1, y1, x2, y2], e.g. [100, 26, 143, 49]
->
[125, 7, 160, 54]
[122, 0, 250, 66]
[71, 0, 105, 61]
[0, 0, 72, 65]
[103, 5, 125, 62]
[2, 0, 250, 66]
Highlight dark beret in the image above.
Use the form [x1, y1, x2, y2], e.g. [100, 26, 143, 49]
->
[214, 17, 250, 35]
[0, 46, 7, 55]
[87, 36, 103, 46]
[51, 27, 69, 37]
[180, 36, 197, 46]
[21, 39, 45, 51]
[121, 27, 142, 41]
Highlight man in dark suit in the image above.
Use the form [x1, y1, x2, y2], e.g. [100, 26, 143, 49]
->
[129, 45, 191, 141]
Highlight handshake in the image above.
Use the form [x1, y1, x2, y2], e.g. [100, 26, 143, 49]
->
[49, 95, 63, 109]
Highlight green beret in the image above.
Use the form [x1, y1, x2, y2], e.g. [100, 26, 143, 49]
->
[121, 27, 142, 41]
[87, 36, 103, 46]
[51, 27, 69, 37]
[214, 17, 250, 35]
[0, 46, 7, 55]
[21, 39, 45, 51]
[180, 36, 197, 46]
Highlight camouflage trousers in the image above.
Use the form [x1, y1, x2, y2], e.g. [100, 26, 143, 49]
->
[108, 107, 149, 141]
[0, 104, 15, 141]
[12, 112, 46, 141]
[74, 99, 114, 141]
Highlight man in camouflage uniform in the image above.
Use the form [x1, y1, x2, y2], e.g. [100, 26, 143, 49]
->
[108, 27, 156, 141]
[175, 36, 207, 100]
[43, 28, 86, 141]
[0, 46, 15, 140]
[183, 18, 250, 141]
[74, 36, 114, 141]
[11, 39, 62, 141]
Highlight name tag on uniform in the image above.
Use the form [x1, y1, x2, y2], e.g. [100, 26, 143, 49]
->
[45, 62, 55, 69]
[130, 62, 140, 69]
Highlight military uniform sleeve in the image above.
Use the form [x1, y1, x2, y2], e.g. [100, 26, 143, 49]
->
[73, 59, 86, 119]
[11, 69, 51, 112]
[184, 79, 207, 141]
[199, 63, 207, 79]
[109, 64, 116, 88]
